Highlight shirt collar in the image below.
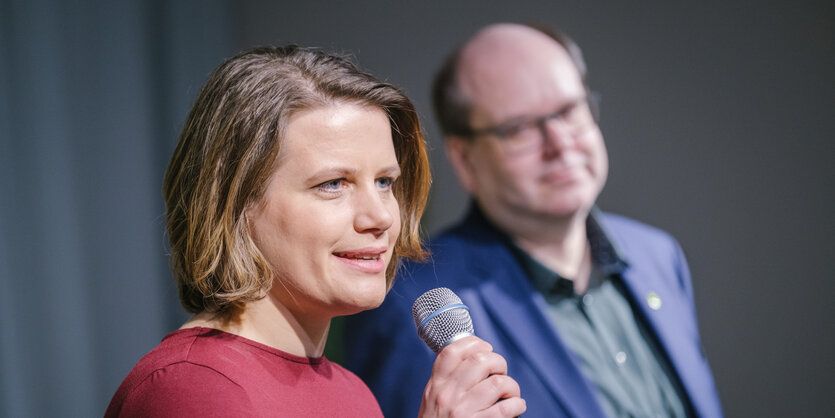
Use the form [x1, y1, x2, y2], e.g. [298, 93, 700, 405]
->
[507, 207, 629, 296]
[586, 207, 629, 275]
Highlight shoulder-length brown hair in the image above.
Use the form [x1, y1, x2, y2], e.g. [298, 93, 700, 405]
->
[164, 45, 430, 315]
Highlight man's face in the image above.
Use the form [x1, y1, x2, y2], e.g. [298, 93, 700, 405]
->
[448, 26, 608, 232]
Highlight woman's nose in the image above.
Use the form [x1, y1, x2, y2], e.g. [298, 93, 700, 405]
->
[354, 187, 395, 236]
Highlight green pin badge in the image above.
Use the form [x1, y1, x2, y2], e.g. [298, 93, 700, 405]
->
[647, 292, 662, 310]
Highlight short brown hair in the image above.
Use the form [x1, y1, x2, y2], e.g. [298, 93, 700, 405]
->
[164, 46, 430, 315]
[432, 23, 589, 138]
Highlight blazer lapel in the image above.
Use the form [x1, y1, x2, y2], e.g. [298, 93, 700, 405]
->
[473, 245, 608, 418]
[619, 262, 719, 418]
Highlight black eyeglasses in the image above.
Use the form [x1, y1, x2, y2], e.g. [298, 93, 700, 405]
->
[466, 92, 600, 155]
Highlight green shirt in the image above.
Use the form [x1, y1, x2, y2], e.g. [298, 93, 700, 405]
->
[508, 211, 692, 418]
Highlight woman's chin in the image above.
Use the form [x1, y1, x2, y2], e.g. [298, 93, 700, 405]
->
[333, 288, 387, 316]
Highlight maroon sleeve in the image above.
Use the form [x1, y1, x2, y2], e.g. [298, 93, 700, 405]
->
[110, 362, 256, 418]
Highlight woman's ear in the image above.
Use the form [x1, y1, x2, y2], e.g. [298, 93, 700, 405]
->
[444, 136, 476, 193]
[241, 201, 261, 249]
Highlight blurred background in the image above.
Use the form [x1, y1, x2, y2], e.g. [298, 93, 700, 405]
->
[1, 0, 833, 416]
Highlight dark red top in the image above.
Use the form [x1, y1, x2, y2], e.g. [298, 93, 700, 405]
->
[105, 327, 383, 417]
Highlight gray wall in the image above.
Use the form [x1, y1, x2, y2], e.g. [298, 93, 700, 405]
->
[0, 1, 234, 416]
[0, 0, 832, 416]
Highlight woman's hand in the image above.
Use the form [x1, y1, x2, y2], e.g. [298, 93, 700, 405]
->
[418, 336, 526, 417]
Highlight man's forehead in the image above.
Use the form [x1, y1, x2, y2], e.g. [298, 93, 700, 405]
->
[461, 25, 565, 66]
[456, 25, 582, 120]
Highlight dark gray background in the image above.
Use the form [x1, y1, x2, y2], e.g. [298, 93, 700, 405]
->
[1, 0, 833, 416]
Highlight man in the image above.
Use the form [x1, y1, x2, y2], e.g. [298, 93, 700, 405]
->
[344, 23, 722, 417]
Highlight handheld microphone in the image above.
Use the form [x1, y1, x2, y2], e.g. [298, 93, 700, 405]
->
[412, 287, 474, 353]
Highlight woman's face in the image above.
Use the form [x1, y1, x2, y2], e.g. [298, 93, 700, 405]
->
[248, 102, 401, 322]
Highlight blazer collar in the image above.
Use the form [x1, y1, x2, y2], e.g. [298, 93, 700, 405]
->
[459, 205, 720, 417]
[600, 215, 721, 418]
[461, 206, 609, 418]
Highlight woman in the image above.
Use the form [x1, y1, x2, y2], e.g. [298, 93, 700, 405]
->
[105, 46, 525, 417]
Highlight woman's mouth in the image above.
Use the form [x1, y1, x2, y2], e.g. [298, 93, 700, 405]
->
[333, 252, 381, 260]
[333, 249, 387, 274]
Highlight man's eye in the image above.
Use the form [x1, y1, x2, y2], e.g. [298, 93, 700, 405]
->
[559, 102, 583, 120]
[499, 123, 528, 138]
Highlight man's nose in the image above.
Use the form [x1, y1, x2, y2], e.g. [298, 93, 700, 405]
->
[539, 116, 574, 152]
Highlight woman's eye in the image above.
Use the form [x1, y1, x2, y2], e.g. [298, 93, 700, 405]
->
[317, 179, 344, 192]
[376, 177, 395, 190]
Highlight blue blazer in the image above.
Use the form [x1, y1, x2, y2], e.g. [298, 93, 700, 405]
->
[344, 207, 722, 418]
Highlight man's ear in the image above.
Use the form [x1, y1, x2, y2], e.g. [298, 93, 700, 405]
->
[444, 136, 476, 193]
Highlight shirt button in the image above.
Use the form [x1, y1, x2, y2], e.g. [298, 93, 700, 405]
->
[615, 351, 627, 365]
[582, 294, 594, 306]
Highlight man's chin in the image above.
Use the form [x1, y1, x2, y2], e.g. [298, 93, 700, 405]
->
[539, 199, 595, 219]
[540, 186, 598, 213]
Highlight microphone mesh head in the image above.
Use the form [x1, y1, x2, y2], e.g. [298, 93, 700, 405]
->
[412, 287, 474, 353]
